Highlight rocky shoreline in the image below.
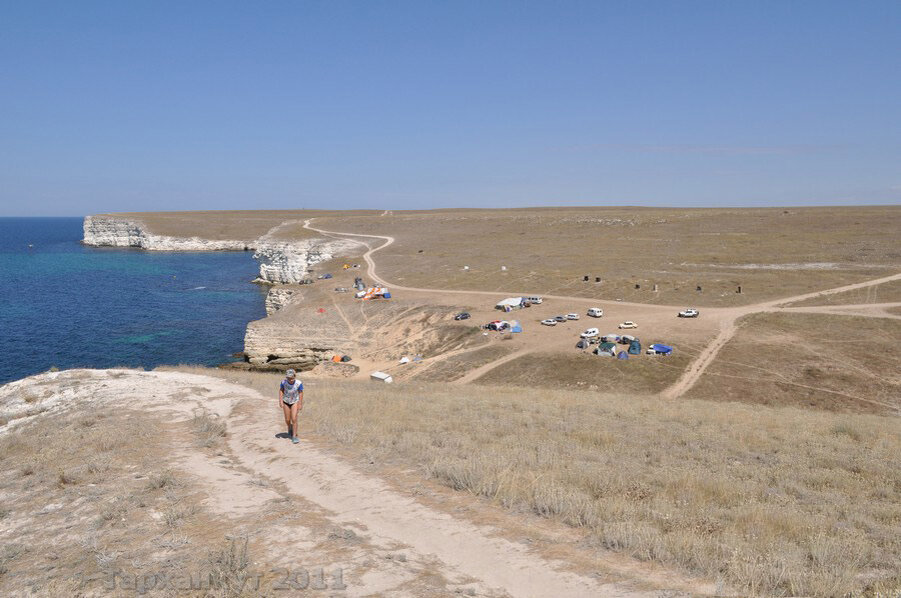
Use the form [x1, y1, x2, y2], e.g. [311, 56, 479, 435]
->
[82, 215, 361, 371]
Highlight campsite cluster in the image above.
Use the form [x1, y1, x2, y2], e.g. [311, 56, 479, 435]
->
[490, 295, 676, 359]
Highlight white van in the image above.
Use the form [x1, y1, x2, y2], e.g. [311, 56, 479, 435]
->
[587, 307, 603, 318]
[525, 296, 543, 305]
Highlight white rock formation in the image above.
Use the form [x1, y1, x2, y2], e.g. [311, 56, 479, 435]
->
[83, 216, 250, 251]
[264, 287, 303, 315]
[83, 215, 363, 285]
[252, 239, 360, 284]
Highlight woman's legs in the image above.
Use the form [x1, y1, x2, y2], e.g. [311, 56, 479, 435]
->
[281, 402, 293, 437]
[289, 402, 300, 439]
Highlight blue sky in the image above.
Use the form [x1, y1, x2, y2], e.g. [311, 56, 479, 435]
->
[1, 1, 899, 215]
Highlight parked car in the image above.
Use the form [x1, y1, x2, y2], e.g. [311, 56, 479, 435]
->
[334, 287, 348, 293]
[553, 315, 567, 322]
[566, 313, 580, 320]
[541, 319, 557, 326]
[454, 312, 471, 320]
[580, 327, 600, 339]
[587, 307, 604, 318]
[618, 321, 638, 329]
[317, 273, 333, 279]
[678, 308, 700, 318]
[576, 339, 590, 349]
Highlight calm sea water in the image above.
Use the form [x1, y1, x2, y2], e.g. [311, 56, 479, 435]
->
[0, 217, 267, 384]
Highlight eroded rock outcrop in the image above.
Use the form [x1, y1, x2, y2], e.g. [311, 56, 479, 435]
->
[264, 287, 303, 315]
[243, 305, 355, 371]
[83, 215, 363, 285]
[83, 216, 250, 251]
[252, 238, 360, 284]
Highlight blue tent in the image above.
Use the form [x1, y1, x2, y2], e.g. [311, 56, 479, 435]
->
[628, 339, 642, 355]
[617, 351, 629, 360]
[650, 344, 673, 355]
[511, 320, 523, 333]
[382, 292, 392, 299]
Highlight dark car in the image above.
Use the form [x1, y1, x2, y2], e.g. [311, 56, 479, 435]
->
[553, 315, 566, 322]
[454, 312, 471, 320]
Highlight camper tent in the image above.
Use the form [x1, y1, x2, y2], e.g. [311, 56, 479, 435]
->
[617, 351, 629, 360]
[510, 320, 523, 333]
[495, 297, 525, 311]
[648, 344, 673, 355]
[595, 342, 617, 357]
[628, 339, 642, 355]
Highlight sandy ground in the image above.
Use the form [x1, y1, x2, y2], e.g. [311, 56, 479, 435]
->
[0, 369, 718, 597]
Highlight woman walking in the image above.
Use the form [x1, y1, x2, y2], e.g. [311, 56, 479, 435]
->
[278, 369, 303, 444]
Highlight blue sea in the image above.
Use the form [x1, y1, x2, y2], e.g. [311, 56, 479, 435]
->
[0, 217, 267, 384]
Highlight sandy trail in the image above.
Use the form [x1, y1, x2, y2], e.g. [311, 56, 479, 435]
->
[303, 218, 901, 398]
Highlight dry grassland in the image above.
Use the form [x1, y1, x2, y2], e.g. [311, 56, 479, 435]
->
[179, 367, 901, 597]
[315, 206, 900, 307]
[98, 209, 377, 241]
[473, 350, 692, 393]
[410, 343, 520, 382]
[787, 279, 901, 307]
[686, 313, 901, 414]
[0, 404, 251, 596]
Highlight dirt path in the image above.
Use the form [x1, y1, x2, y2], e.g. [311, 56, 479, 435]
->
[453, 347, 535, 385]
[303, 219, 901, 400]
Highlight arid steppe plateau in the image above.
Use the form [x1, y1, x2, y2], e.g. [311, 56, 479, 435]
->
[1, 206, 899, 597]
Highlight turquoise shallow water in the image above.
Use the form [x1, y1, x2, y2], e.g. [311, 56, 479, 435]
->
[0, 217, 267, 384]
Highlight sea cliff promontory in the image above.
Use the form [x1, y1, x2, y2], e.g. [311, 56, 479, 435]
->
[83, 215, 361, 284]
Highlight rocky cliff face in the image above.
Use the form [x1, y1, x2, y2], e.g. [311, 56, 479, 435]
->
[243, 305, 355, 371]
[83, 215, 363, 285]
[83, 216, 250, 251]
[264, 287, 303, 315]
[252, 238, 360, 284]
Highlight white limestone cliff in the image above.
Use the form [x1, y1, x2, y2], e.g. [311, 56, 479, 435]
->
[83, 215, 363, 285]
[83, 216, 250, 251]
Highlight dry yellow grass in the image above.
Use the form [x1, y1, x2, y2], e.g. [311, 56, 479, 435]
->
[473, 350, 692, 393]
[314, 206, 901, 307]
[687, 312, 901, 413]
[178, 366, 901, 597]
[0, 394, 271, 596]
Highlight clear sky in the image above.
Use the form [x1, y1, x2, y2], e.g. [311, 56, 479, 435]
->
[1, 1, 899, 215]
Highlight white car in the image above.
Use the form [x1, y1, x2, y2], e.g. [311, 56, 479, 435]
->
[566, 313, 580, 320]
[580, 327, 599, 339]
[541, 319, 557, 326]
[678, 308, 700, 318]
[618, 321, 638, 329]
[587, 307, 603, 318]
